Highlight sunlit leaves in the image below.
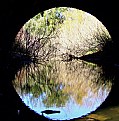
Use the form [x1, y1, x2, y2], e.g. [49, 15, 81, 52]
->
[23, 7, 67, 38]
[15, 7, 112, 63]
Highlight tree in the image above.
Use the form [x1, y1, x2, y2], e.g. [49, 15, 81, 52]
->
[14, 7, 67, 62]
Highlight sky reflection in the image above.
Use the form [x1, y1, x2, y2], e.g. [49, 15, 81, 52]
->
[20, 86, 110, 120]
[13, 60, 112, 120]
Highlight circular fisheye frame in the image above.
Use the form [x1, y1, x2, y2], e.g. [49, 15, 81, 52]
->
[13, 7, 112, 120]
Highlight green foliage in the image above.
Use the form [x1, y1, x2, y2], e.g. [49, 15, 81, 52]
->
[15, 62, 69, 107]
[15, 7, 68, 61]
[42, 86, 69, 107]
[23, 7, 67, 38]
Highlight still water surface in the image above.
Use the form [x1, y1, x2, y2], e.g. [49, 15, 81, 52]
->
[12, 59, 112, 120]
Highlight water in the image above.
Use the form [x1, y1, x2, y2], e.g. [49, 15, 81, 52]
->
[12, 59, 113, 120]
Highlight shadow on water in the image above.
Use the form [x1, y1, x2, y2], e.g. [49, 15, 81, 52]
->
[82, 65, 119, 121]
[80, 48, 119, 109]
[76, 52, 119, 120]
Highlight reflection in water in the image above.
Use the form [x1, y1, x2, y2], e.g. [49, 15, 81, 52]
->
[12, 60, 112, 120]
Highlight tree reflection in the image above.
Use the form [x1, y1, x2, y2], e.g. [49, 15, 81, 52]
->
[13, 61, 69, 107]
[12, 59, 112, 120]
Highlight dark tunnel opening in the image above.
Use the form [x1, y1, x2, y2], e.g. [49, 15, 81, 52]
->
[0, 0, 118, 121]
